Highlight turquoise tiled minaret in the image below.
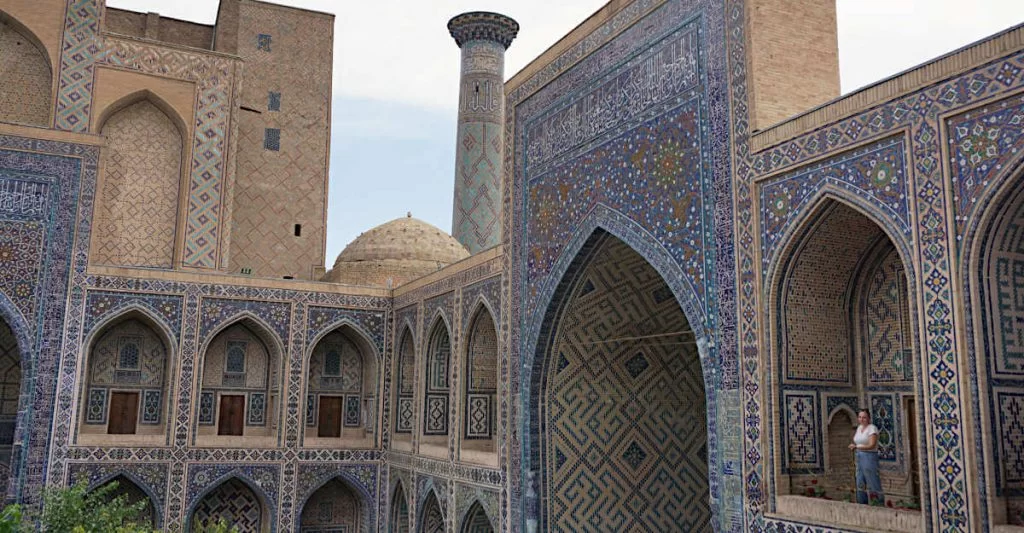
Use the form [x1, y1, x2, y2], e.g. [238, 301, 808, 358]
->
[447, 12, 518, 254]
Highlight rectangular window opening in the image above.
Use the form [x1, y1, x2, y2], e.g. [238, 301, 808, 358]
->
[294, 223, 302, 237]
[268, 91, 281, 111]
[264, 128, 280, 151]
[257, 33, 272, 52]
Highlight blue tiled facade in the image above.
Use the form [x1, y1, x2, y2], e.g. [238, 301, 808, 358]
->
[0, 0, 1023, 531]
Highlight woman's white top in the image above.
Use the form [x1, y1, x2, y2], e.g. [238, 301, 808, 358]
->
[854, 423, 879, 447]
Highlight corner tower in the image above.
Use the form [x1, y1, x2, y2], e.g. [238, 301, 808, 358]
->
[448, 12, 518, 254]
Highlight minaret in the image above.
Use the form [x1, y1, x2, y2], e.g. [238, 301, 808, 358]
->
[447, 12, 519, 254]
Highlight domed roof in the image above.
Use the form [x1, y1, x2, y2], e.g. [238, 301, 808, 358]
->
[322, 214, 470, 288]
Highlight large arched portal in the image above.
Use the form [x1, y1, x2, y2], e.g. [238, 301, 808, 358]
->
[973, 179, 1024, 526]
[539, 235, 710, 532]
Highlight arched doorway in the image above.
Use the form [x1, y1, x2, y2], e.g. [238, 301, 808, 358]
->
[0, 318, 20, 494]
[191, 478, 266, 533]
[299, 477, 363, 532]
[196, 319, 282, 445]
[78, 311, 171, 443]
[771, 199, 921, 509]
[538, 235, 710, 531]
[305, 325, 378, 446]
[388, 482, 409, 533]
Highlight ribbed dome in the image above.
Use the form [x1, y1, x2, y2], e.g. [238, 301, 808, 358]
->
[322, 214, 469, 288]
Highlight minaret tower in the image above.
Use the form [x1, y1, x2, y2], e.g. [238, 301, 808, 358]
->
[447, 12, 519, 254]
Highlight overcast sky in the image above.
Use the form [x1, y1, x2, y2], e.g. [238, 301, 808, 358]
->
[108, 0, 1024, 266]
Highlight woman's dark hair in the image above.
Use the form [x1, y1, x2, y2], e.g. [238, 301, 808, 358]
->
[858, 408, 871, 418]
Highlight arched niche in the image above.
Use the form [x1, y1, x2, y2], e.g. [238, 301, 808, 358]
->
[769, 199, 923, 519]
[196, 318, 283, 447]
[392, 327, 416, 448]
[92, 96, 184, 269]
[91, 475, 159, 529]
[77, 310, 173, 446]
[389, 482, 409, 533]
[460, 303, 497, 463]
[459, 501, 493, 533]
[535, 234, 710, 532]
[190, 477, 268, 533]
[298, 477, 365, 533]
[971, 176, 1024, 527]
[420, 316, 451, 455]
[0, 12, 52, 126]
[303, 324, 378, 448]
[419, 490, 445, 533]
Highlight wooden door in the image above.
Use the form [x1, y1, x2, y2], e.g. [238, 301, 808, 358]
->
[318, 396, 342, 438]
[108, 391, 139, 435]
[218, 395, 245, 436]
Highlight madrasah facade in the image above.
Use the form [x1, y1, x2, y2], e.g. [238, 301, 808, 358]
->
[0, 0, 1023, 531]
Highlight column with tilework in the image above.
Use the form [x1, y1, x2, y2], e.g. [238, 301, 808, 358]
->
[447, 12, 518, 254]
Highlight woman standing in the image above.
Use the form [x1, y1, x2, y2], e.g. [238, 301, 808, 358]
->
[848, 408, 883, 505]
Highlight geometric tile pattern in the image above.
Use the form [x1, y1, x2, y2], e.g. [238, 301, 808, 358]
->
[784, 393, 818, 469]
[543, 238, 710, 532]
[85, 388, 107, 424]
[390, 482, 409, 533]
[870, 394, 897, 463]
[424, 322, 451, 436]
[421, 490, 445, 533]
[424, 396, 448, 436]
[344, 395, 361, 428]
[984, 188, 1024, 377]
[101, 36, 240, 269]
[860, 246, 914, 384]
[780, 203, 883, 385]
[452, 39, 505, 253]
[92, 100, 181, 268]
[996, 390, 1024, 486]
[141, 390, 161, 425]
[948, 93, 1024, 251]
[462, 501, 494, 533]
[0, 20, 52, 127]
[298, 478, 361, 532]
[247, 392, 266, 426]
[465, 395, 491, 439]
[199, 392, 215, 426]
[191, 477, 262, 533]
[54, 0, 101, 131]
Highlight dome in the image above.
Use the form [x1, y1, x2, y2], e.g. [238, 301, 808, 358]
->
[322, 214, 469, 288]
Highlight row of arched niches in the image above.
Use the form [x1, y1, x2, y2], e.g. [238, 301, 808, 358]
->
[0, 298, 500, 532]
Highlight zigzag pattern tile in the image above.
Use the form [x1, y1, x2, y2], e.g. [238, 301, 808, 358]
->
[544, 238, 710, 532]
[54, 0, 100, 131]
[453, 122, 502, 253]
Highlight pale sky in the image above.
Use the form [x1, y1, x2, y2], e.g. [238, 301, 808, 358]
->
[108, 0, 1024, 266]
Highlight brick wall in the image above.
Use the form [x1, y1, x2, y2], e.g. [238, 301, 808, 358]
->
[745, 0, 840, 131]
[227, 0, 332, 280]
